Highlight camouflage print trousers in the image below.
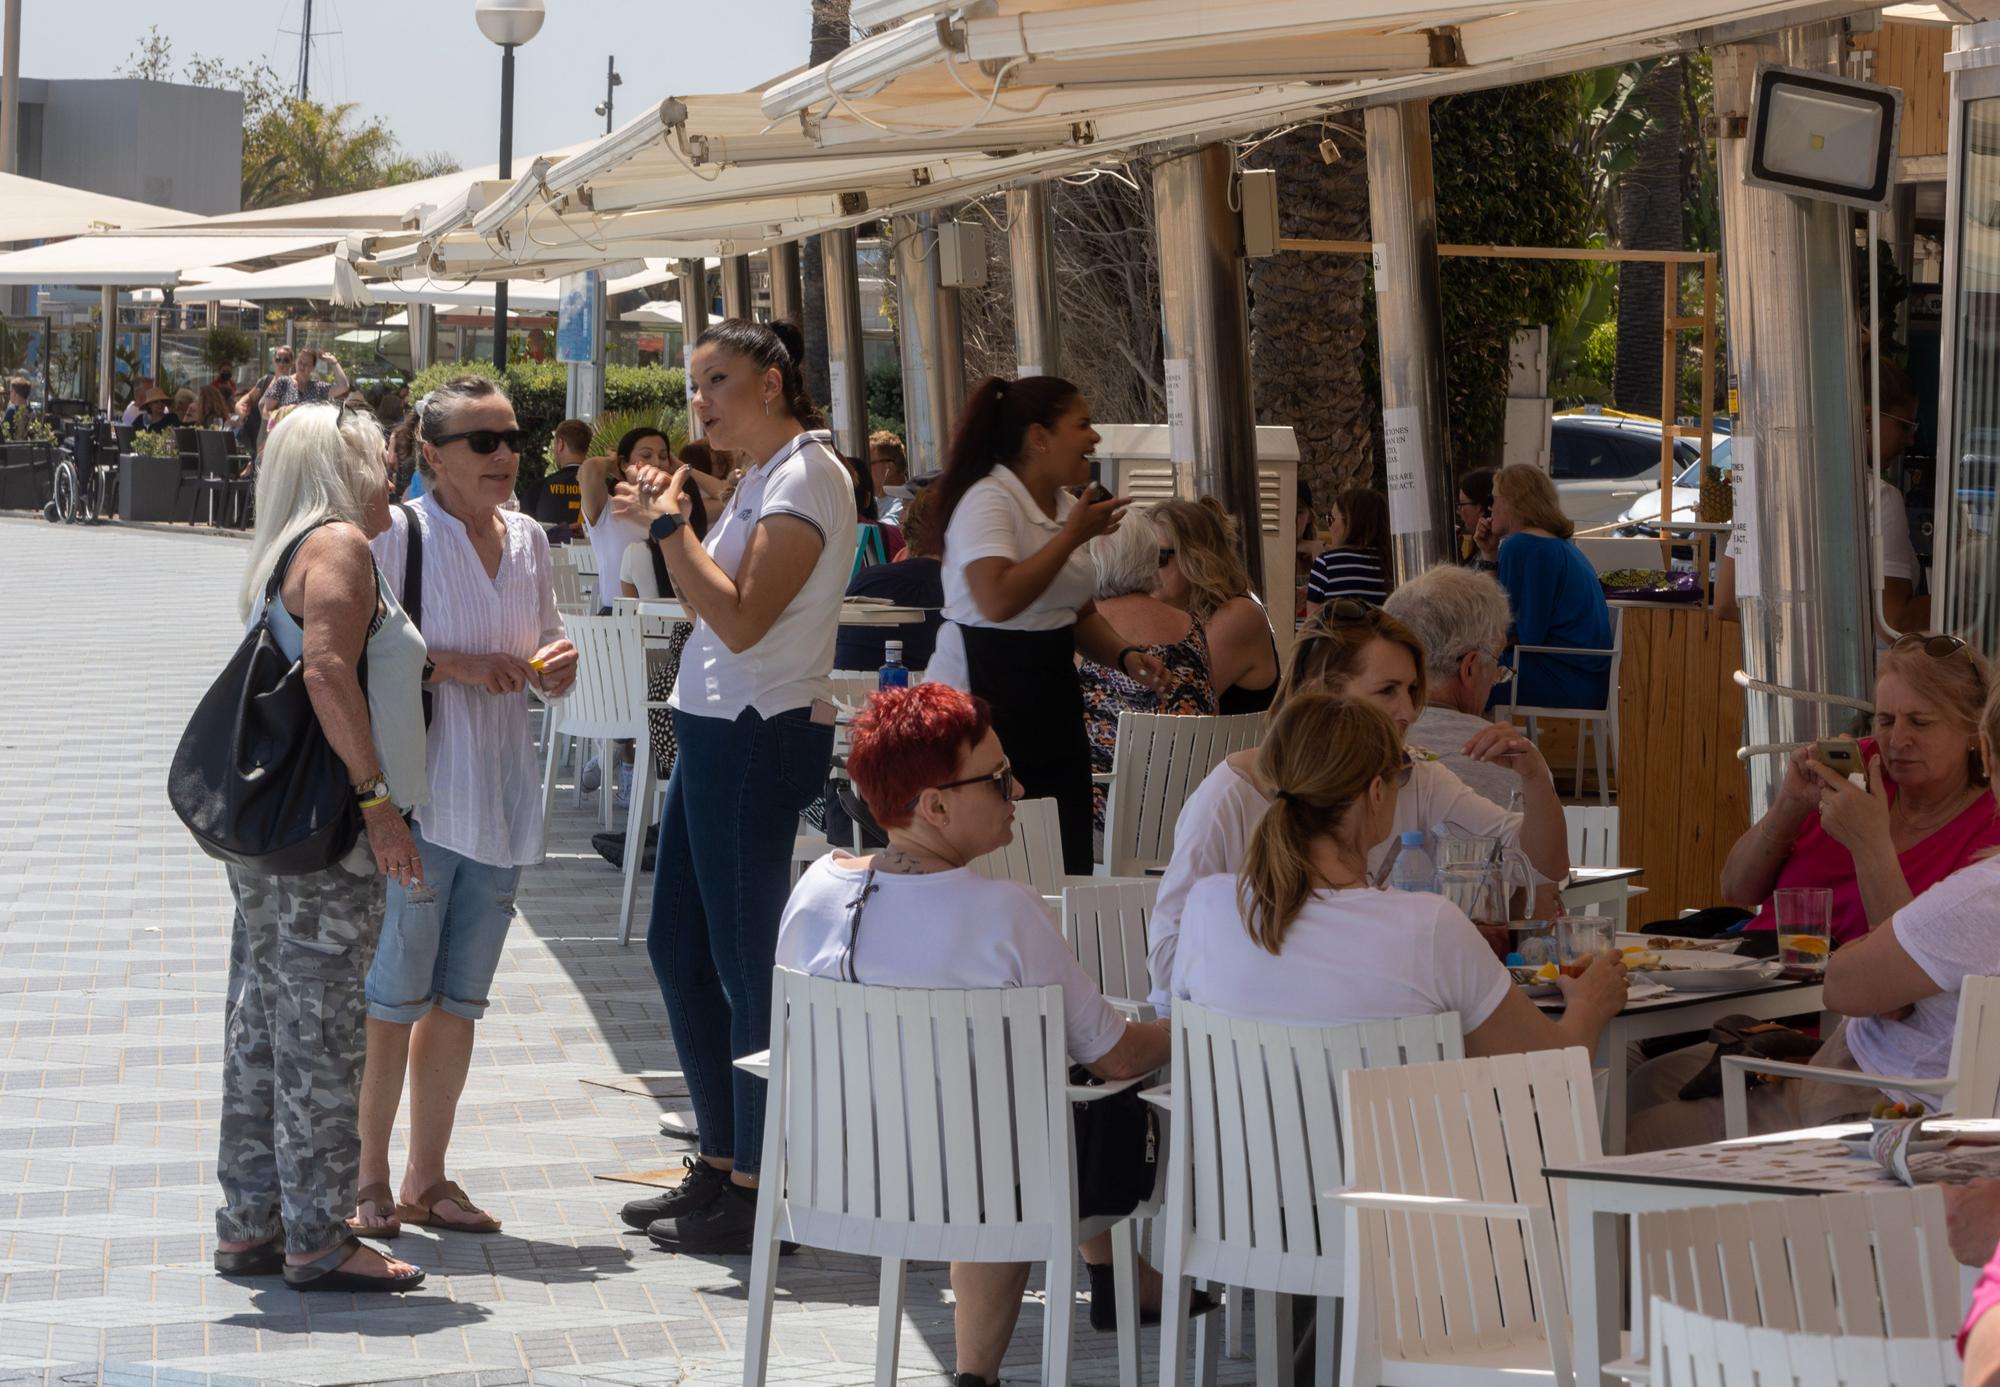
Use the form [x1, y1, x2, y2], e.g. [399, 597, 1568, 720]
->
[217, 842, 385, 1254]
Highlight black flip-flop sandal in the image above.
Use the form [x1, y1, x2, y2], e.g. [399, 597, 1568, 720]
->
[213, 1239, 284, 1276]
[281, 1236, 425, 1293]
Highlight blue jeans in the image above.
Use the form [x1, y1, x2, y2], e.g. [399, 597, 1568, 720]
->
[648, 705, 832, 1175]
[366, 826, 522, 1024]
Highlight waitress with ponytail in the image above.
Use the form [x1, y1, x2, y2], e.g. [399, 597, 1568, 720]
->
[609, 318, 856, 1256]
[930, 375, 1167, 874]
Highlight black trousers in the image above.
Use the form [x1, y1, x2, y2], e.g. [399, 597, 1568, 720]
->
[956, 621, 1095, 876]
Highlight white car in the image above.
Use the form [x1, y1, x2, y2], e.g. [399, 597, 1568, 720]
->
[1613, 437, 1735, 533]
[1550, 413, 1708, 533]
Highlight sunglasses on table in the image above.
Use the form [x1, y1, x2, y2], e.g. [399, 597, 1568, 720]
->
[426, 428, 525, 454]
[908, 759, 1016, 810]
[1889, 633, 1969, 659]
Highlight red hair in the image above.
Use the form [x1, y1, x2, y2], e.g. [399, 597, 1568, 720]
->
[847, 684, 994, 829]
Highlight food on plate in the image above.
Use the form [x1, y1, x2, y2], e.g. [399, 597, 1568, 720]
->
[1644, 937, 1733, 952]
[1871, 1099, 1928, 1120]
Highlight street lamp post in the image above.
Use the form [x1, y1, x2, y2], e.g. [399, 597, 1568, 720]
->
[594, 56, 621, 135]
[475, 0, 545, 372]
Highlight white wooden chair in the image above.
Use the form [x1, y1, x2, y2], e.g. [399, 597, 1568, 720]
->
[550, 544, 593, 616]
[1649, 1297, 1960, 1386]
[971, 796, 1070, 897]
[1560, 804, 1643, 929]
[1336, 1048, 1602, 1386]
[539, 613, 665, 945]
[568, 539, 600, 610]
[1636, 1186, 1959, 1382]
[1157, 1003, 1468, 1387]
[1504, 608, 1622, 805]
[1723, 973, 2000, 1138]
[1099, 712, 1266, 878]
[1061, 880, 1159, 1016]
[739, 969, 1152, 1387]
[828, 669, 883, 712]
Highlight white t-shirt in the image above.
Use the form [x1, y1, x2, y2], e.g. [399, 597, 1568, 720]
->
[584, 504, 647, 611]
[929, 466, 1097, 689]
[775, 854, 1127, 1065]
[1845, 855, 2000, 1092]
[1145, 757, 1539, 1010]
[670, 430, 857, 721]
[618, 539, 663, 600]
[1172, 874, 1513, 1032]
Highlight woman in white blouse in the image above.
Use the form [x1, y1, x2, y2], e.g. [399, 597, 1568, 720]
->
[1146, 600, 1571, 1010]
[353, 375, 578, 1239]
[928, 375, 1167, 874]
[1173, 691, 1625, 1052]
[611, 318, 857, 1257]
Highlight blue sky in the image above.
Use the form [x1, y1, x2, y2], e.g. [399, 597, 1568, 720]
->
[19, 0, 810, 168]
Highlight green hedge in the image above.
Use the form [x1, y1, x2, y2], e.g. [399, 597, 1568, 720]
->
[408, 359, 687, 495]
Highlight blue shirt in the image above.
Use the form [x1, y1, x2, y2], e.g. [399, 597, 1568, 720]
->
[1491, 532, 1611, 711]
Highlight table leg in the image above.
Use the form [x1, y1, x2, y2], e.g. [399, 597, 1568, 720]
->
[1565, 1181, 1620, 1387]
[1600, 1017, 1630, 1157]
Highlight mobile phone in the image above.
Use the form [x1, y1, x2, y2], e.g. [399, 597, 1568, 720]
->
[1081, 482, 1110, 504]
[1812, 739, 1863, 775]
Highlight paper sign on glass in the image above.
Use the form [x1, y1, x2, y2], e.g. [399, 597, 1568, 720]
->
[1383, 405, 1429, 535]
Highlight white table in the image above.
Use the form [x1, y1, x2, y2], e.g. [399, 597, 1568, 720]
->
[1547, 1118, 2000, 1386]
[1537, 972, 1826, 1156]
[620, 597, 928, 636]
[1563, 864, 1645, 930]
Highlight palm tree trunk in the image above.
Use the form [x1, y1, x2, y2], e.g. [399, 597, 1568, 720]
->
[1612, 58, 1685, 418]
[798, 0, 852, 408]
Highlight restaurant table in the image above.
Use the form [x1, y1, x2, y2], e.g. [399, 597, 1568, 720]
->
[1562, 864, 1645, 930]
[619, 596, 928, 640]
[1536, 970, 1826, 1156]
[1547, 1118, 2000, 1386]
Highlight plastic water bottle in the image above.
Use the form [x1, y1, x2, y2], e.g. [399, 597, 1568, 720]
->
[878, 639, 910, 692]
[1389, 830, 1438, 893]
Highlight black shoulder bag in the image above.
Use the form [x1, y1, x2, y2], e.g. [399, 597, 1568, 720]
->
[394, 501, 433, 728]
[168, 524, 368, 876]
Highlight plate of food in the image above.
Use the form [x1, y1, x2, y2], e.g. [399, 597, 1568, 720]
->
[1616, 932, 1745, 956]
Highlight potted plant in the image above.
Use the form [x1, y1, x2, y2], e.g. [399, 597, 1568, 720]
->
[203, 326, 256, 378]
[119, 427, 184, 521]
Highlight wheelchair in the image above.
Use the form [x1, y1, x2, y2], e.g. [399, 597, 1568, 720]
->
[44, 421, 116, 525]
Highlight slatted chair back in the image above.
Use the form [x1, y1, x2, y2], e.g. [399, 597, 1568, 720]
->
[1637, 1187, 1957, 1350]
[1060, 880, 1158, 1011]
[828, 670, 883, 712]
[1101, 712, 1267, 878]
[1649, 1297, 1960, 1387]
[1338, 1049, 1601, 1381]
[548, 613, 650, 741]
[549, 546, 592, 615]
[1946, 974, 2000, 1118]
[970, 796, 1066, 896]
[1564, 804, 1619, 867]
[742, 969, 1086, 1386]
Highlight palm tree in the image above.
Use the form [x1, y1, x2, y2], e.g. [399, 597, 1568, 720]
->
[1611, 58, 1685, 417]
[243, 100, 430, 209]
[798, 0, 852, 407]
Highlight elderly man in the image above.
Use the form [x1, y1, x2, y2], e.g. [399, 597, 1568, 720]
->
[1382, 563, 1520, 809]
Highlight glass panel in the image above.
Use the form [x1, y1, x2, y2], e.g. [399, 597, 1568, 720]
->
[1941, 96, 2000, 648]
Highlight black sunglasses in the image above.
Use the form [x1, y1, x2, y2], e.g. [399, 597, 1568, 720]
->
[907, 759, 1015, 810]
[427, 428, 524, 455]
[1157, 547, 1177, 568]
[1889, 633, 1969, 659]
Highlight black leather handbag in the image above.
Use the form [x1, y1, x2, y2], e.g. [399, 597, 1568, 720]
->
[168, 523, 368, 875]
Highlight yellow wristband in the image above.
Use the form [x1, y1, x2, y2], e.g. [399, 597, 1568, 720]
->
[357, 792, 391, 810]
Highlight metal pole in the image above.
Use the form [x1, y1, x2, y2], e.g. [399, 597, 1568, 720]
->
[820, 228, 868, 457]
[1366, 99, 1456, 581]
[768, 242, 802, 324]
[892, 212, 966, 478]
[1715, 27, 1874, 818]
[410, 302, 434, 373]
[492, 42, 514, 372]
[678, 258, 709, 437]
[1152, 143, 1263, 588]
[601, 55, 617, 134]
[1, 0, 21, 175]
[720, 255, 752, 320]
[1006, 184, 1061, 377]
[97, 286, 115, 416]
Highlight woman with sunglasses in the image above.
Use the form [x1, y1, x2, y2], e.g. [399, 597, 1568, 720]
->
[1173, 693, 1625, 1053]
[774, 684, 1212, 1383]
[926, 375, 1169, 876]
[1145, 600, 1571, 1010]
[1717, 633, 2000, 949]
[1152, 498, 1280, 713]
[353, 374, 579, 1240]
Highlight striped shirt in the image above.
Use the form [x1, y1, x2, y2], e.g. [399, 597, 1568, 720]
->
[1306, 546, 1390, 605]
[372, 496, 566, 868]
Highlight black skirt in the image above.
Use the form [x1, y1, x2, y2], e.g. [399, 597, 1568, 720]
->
[955, 621, 1095, 876]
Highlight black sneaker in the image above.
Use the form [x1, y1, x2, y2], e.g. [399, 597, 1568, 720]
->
[648, 1182, 794, 1256]
[618, 1157, 729, 1231]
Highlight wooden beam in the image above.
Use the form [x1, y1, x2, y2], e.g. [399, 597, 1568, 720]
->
[1277, 237, 1714, 264]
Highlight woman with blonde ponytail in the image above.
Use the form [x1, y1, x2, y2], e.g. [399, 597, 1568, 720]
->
[1173, 693, 1628, 1057]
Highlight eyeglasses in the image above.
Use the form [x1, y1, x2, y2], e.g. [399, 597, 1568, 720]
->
[1475, 647, 1516, 685]
[273, 355, 294, 365]
[1889, 633, 1969, 659]
[427, 428, 524, 455]
[1157, 547, 1177, 568]
[910, 759, 1016, 809]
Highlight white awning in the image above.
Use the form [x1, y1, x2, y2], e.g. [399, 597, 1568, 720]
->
[0, 171, 185, 243]
[173, 254, 371, 305]
[0, 231, 352, 287]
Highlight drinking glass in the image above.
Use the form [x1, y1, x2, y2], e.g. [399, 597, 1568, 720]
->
[1773, 887, 1833, 979]
[1555, 914, 1616, 978]
[1438, 863, 1509, 958]
[1433, 833, 1500, 870]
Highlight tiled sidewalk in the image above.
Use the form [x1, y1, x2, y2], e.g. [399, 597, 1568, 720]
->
[0, 519, 1256, 1386]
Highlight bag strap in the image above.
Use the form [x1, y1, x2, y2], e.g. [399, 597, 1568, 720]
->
[264, 518, 337, 603]
[395, 501, 424, 633]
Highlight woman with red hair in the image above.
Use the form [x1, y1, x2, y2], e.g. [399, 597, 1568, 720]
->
[774, 683, 1210, 1386]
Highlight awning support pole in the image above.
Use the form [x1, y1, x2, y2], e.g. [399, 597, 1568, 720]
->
[1152, 143, 1263, 588]
[720, 254, 752, 320]
[768, 243, 802, 325]
[677, 257, 709, 438]
[893, 211, 966, 478]
[97, 285, 114, 416]
[821, 228, 868, 458]
[1007, 183, 1061, 377]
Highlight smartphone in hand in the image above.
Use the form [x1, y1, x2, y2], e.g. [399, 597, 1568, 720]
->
[1812, 739, 1863, 776]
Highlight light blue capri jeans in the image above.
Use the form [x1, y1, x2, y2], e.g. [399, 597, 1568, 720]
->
[364, 825, 522, 1023]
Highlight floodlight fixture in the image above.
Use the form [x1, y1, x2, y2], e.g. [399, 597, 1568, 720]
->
[1743, 64, 1901, 210]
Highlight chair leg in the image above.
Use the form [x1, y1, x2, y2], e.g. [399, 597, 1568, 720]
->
[1225, 1282, 1245, 1358]
[1314, 1297, 1338, 1387]
[1043, 1249, 1076, 1387]
[1595, 720, 1611, 807]
[1111, 1221, 1142, 1387]
[1193, 1283, 1222, 1387]
[1255, 1290, 1296, 1387]
[1157, 1189, 1193, 1387]
[541, 716, 562, 824]
[740, 1193, 783, 1387]
[875, 1256, 906, 1387]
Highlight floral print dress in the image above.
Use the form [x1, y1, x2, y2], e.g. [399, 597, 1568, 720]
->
[1078, 620, 1218, 830]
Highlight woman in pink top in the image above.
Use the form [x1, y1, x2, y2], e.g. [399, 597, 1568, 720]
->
[1719, 635, 2000, 946]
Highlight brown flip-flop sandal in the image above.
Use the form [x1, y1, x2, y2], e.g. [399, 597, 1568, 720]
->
[394, 1178, 503, 1234]
[346, 1182, 402, 1238]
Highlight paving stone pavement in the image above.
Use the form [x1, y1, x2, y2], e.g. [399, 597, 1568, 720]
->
[0, 519, 1261, 1387]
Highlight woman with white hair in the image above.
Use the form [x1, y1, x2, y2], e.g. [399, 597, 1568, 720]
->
[1382, 564, 1521, 809]
[1078, 507, 1217, 832]
[212, 404, 428, 1293]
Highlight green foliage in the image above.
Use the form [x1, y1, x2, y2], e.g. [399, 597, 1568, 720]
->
[865, 365, 905, 439]
[587, 409, 690, 459]
[129, 429, 178, 458]
[24, 415, 59, 445]
[202, 326, 256, 373]
[1573, 62, 1659, 239]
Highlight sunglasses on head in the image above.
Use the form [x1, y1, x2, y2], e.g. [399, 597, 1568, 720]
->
[1889, 633, 1969, 659]
[427, 428, 524, 455]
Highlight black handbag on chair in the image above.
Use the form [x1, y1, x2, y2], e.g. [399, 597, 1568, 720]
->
[168, 523, 369, 875]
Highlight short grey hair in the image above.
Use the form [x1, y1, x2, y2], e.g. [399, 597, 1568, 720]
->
[1089, 505, 1162, 599]
[1382, 563, 1511, 678]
